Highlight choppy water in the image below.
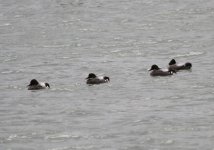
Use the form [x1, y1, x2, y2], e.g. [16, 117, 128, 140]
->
[1, 0, 214, 149]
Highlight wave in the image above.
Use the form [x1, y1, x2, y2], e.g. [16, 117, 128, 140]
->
[175, 51, 204, 58]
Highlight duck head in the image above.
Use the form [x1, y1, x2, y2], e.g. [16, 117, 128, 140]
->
[28, 79, 39, 86]
[104, 76, 110, 81]
[169, 59, 176, 65]
[149, 64, 161, 71]
[45, 83, 50, 88]
[185, 62, 192, 69]
[86, 73, 97, 79]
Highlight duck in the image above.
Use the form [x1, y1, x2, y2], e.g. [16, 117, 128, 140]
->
[27, 79, 50, 90]
[149, 64, 175, 76]
[86, 73, 110, 85]
[168, 59, 192, 71]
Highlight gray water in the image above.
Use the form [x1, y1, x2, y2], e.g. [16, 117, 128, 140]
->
[1, 0, 214, 149]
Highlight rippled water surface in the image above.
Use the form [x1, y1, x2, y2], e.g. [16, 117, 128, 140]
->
[1, 0, 214, 149]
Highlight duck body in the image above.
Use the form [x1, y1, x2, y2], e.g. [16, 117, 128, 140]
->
[27, 79, 50, 90]
[86, 73, 110, 85]
[168, 59, 192, 71]
[150, 69, 174, 76]
[149, 65, 174, 76]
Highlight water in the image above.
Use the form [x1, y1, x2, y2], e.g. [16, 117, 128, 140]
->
[1, 0, 214, 149]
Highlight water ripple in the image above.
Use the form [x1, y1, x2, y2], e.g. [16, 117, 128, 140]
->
[175, 51, 204, 58]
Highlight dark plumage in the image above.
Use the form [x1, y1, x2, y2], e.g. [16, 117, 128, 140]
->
[27, 79, 50, 90]
[86, 73, 110, 85]
[149, 64, 174, 76]
[168, 59, 192, 71]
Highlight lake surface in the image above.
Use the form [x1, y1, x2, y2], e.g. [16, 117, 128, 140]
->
[1, 0, 214, 149]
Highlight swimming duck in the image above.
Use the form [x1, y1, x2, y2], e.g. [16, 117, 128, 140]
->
[168, 59, 192, 71]
[27, 79, 50, 90]
[86, 73, 110, 85]
[149, 64, 174, 76]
